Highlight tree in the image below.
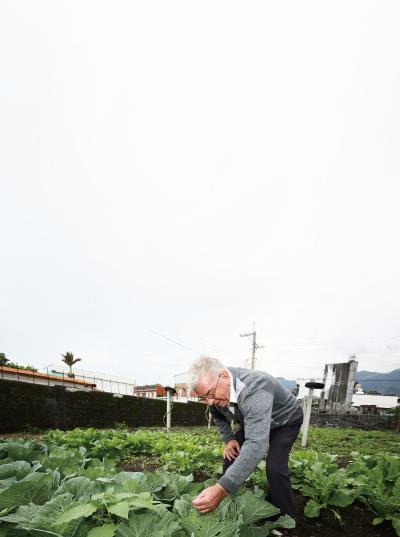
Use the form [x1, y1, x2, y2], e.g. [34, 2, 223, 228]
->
[61, 352, 82, 378]
[0, 353, 9, 366]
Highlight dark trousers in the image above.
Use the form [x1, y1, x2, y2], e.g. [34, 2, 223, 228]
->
[222, 421, 302, 518]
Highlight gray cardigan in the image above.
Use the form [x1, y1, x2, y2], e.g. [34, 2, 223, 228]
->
[211, 367, 303, 494]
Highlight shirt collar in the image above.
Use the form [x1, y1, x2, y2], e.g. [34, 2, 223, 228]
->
[227, 369, 237, 404]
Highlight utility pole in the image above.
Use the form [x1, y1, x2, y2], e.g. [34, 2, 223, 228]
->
[240, 323, 264, 369]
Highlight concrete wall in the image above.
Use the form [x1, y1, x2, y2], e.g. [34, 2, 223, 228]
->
[0, 379, 207, 433]
[310, 412, 397, 430]
[320, 359, 358, 406]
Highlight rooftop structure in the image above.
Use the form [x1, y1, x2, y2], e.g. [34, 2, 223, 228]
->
[0, 365, 96, 390]
[351, 393, 399, 410]
[319, 356, 358, 412]
[133, 384, 166, 398]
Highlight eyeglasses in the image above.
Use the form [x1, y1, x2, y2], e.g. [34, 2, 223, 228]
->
[197, 373, 221, 402]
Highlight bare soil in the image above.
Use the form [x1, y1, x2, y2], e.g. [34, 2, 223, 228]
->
[0, 433, 44, 441]
[293, 492, 396, 537]
[119, 455, 161, 473]
[119, 456, 215, 483]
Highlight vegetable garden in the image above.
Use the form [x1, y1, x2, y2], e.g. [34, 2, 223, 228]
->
[0, 426, 398, 537]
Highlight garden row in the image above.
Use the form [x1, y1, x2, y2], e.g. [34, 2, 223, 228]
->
[0, 426, 399, 536]
[0, 438, 293, 536]
[44, 426, 400, 535]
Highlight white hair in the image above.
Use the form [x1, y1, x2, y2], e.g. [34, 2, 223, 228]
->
[187, 355, 226, 393]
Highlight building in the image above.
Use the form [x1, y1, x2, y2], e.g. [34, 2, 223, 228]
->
[172, 371, 199, 402]
[174, 382, 198, 401]
[319, 356, 358, 412]
[351, 393, 399, 414]
[0, 365, 96, 390]
[133, 384, 167, 398]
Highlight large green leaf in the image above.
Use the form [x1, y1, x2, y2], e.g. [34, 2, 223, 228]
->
[158, 474, 194, 501]
[0, 494, 90, 537]
[55, 477, 99, 500]
[392, 517, 400, 537]
[173, 494, 193, 517]
[58, 502, 98, 524]
[0, 441, 47, 463]
[1, 494, 73, 526]
[239, 525, 271, 537]
[87, 525, 116, 537]
[179, 510, 240, 537]
[304, 499, 322, 518]
[331, 492, 354, 508]
[112, 473, 148, 494]
[143, 472, 169, 493]
[0, 502, 41, 525]
[0, 462, 31, 481]
[0, 471, 54, 510]
[108, 501, 129, 519]
[127, 492, 165, 512]
[240, 514, 296, 537]
[115, 511, 181, 537]
[107, 492, 166, 519]
[220, 490, 280, 525]
[238, 493, 280, 524]
[0, 479, 16, 492]
[272, 515, 296, 530]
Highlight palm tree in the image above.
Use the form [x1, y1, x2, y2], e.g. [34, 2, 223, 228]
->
[61, 352, 82, 378]
[0, 353, 9, 366]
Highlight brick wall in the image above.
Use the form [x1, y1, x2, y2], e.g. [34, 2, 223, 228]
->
[0, 379, 207, 433]
[310, 412, 397, 430]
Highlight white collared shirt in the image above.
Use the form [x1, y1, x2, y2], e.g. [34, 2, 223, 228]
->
[227, 369, 237, 414]
[227, 369, 237, 403]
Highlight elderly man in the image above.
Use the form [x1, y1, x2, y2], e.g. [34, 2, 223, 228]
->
[189, 356, 303, 530]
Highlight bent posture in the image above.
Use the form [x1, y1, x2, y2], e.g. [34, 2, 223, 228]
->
[189, 356, 303, 531]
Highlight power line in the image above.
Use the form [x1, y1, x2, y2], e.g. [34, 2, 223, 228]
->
[145, 328, 199, 353]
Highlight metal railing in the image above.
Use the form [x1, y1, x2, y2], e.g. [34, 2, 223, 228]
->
[0, 364, 136, 396]
[0, 364, 203, 400]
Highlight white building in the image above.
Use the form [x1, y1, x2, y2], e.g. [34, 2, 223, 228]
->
[351, 393, 399, 414]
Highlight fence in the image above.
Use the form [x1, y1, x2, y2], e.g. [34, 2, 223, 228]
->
[0, 364, 136, 396]
[0, 378, 208, 432]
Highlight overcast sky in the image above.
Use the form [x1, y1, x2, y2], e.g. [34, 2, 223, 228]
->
[1, 1, 399, 386]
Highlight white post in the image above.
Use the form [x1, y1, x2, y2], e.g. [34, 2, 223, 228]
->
[166, 389, 172, 430]
[300, 396, 307, 433]
[301, 388, 314, 448]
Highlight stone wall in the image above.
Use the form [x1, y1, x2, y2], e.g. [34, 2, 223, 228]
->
[0, 379, 208, 433]
[310, 412, 397, 430]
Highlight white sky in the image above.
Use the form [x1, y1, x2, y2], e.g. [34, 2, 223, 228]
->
[1, 1, 399, 386]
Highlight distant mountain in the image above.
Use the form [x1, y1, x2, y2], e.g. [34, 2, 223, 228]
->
[356, 369, 400, 396]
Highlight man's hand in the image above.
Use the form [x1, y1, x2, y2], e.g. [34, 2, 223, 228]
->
[223, 439, 241, 461]
[192, 483, 229, 513]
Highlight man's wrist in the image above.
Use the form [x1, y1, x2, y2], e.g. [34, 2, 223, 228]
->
[215, 483, 229, 497]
